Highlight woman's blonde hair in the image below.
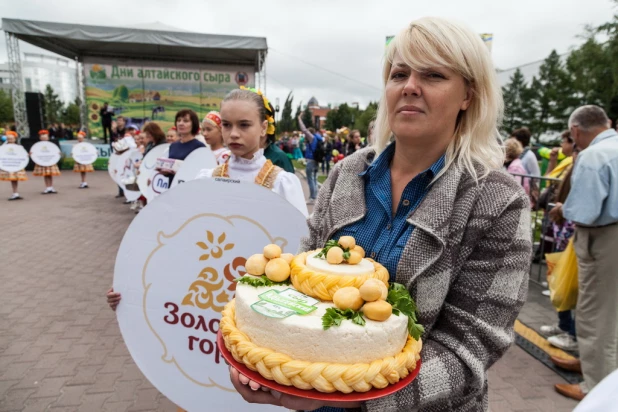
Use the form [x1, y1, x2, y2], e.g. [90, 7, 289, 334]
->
[504, 138, 523, 161]
[373, 17, 504, 181]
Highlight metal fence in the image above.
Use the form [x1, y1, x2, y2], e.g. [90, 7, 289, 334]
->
[508, 172, 563, 285]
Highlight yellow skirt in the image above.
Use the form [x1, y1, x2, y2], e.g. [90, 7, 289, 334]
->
[33, 164, 61, 177]
[0, 169, 28, 181]
[73, 163, 94, 173]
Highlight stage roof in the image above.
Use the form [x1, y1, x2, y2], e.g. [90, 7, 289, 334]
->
[1, 18, 267, 69]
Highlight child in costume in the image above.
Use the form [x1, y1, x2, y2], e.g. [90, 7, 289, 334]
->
[73, 131, 94, 189]
[32, 130, 61, 194]
[201, 111, 230, 165]
[196, 87, 308, 217]
[166, 127, 178, 144]
[1, 131, 27, 200]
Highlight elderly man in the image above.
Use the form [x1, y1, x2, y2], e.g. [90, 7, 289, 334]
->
[551, 105, 618, 401]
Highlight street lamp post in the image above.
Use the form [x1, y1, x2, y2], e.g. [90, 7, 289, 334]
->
[275, 97, 280, 131]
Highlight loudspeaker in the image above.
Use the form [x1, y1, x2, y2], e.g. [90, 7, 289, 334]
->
[25, 92, 45, 136]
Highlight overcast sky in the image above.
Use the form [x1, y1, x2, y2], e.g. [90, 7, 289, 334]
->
[0, 0, 614, 110]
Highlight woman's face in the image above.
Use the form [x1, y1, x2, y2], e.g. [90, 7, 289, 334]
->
[202, 122, 222, 147]
[221, 100, 267, 159]
[385, 54, 472, 146]
[176, 115, 193, 135]
[117, 118, 126, 129]
[166, 130, 177, 143]
[561, 137, 575, 157]
[144, 132, 154, 144]
[39, 134, 49, 141]
[6, 136, 15, 144]
[77, 135, 84, 143]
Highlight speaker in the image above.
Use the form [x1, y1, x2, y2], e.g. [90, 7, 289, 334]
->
[25, 92, 45, 137]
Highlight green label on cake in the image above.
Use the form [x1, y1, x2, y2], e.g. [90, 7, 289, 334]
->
[258, 289, 317, 315]
[251, 301, 296, 319]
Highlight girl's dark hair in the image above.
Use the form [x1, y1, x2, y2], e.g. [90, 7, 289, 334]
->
[175, 109, 200, 135]
[561, 130, 573, 143]
[143, 122, 166, 145]
[222, 89, 277, 143]
[511, 127, 531, 147]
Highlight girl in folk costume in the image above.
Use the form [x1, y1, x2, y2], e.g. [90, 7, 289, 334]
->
[196, 87, 308, 217]
[166, 127, 178, 144]
[32, 130, 61, 194]
[201, 111, 230, 165]
[1, 131, 27, 201]
[73, 131, 94, 189]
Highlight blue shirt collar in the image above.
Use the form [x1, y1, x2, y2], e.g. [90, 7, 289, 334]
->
[359, 142, 446, 180]
[590, 128, 618, 146]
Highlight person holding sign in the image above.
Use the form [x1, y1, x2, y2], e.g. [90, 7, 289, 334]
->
[196, 87, 308, 217]
[228, 17, 531, 411]
[201, 111, 230, 165]
[32, 130, 61, 194]
[0, 131, 27, 200]
[73, 131, 94, 189]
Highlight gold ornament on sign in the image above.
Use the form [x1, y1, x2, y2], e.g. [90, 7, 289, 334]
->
[196, 231, 235, 260]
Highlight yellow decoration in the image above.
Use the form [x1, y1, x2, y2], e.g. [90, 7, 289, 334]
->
[220, 299, 422, 393]
[246, 254, 269, 276]
[359, 279, 385, 302]
[338, 236, 356, 250]
[263, 244, 282, 259]
[363, 300, 393, 322]
[333, 287, 364, 311]
[326, 247, 344, 264]
[347, 250, 363, 265]
[265, 258, 291, 282]
[290, 251, 389, 301]
[280, 253, 295, 264]
[353, 245, 366, 258]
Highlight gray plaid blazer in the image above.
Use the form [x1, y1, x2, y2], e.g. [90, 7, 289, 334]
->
[301, 147, 532, 412]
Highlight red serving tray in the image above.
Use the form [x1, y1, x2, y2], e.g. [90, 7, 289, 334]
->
[216, 330, 421, 401]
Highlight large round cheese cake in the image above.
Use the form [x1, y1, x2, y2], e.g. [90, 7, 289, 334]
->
[220, 238, 423, 394]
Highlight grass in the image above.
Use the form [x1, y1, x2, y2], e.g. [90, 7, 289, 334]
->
[292, 159, 305, 171]
[60, 157, 108, 171]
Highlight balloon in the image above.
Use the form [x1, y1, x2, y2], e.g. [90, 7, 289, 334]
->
[337, 154, 344, 160]
[538, 146, 566, 161]
[332, 149, 339, 157]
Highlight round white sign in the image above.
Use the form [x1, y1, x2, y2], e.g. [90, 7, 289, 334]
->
[71, 142, 99, 165]
[137, 144, 170, 202]
[116, 149, 143, 202]
[113, 179, 306, 411]
[30, 141, 61, 167]
[0, 144, 30, 173]
[170, 147, 217, 188]
[108, 153, 121, 184]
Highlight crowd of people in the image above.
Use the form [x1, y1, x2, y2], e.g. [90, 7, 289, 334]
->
[501, 108, 618, 405]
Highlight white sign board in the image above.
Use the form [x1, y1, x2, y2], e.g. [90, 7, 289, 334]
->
[113, 179, 307, 412]
[71, 142, 99, 165]
[0, 144, 30, 172]
[116, 149, 143, 202]
[30, 141, 61, 167]
[137, 144, 170, 202]
[170, 147, 217, 188]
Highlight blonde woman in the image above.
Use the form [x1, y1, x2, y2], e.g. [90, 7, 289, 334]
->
[229, 17, 532, 411]
[504, 137, 530, 195]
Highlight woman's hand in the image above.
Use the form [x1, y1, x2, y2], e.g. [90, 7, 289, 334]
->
[229, 366, 361, 410]
[107, 288, 121, 311]
[549, 202, 563, 223]
[549, 147, 559, 161]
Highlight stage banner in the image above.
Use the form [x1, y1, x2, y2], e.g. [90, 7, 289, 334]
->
[113, 179, 306, 411]
[83, 58, 255, 138]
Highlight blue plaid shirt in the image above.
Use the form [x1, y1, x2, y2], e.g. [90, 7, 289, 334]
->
[334, 142, 445, 281]
[312, 144, 444, 412]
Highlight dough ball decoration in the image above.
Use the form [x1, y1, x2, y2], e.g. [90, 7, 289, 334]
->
[237, 244, 292, 286]
[316, 236, 366, 265]
[324, 279, 425, 340]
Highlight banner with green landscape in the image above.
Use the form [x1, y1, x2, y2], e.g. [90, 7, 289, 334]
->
[83, 59, 255, 137]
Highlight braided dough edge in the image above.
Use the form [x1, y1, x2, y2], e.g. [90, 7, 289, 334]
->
[289, 251, 390, 301]
[221, 299, 422, 393]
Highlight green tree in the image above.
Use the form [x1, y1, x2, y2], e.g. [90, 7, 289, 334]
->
[293, 103, 302, 130]
[43, 84, 64, 126]
[0, 90, 14, 124]
[325, 103, 355, 130]
[529, 50, 574, 137]
[112, 85, 129, 102]
[354, 102, 378, 134]
[301, 105, 314, 128]
[502, 68, 537, 133]
[279, 91, 294, 133]
[62, 97, 81, 126]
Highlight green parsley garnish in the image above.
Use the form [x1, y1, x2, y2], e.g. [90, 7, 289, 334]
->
[387, 283, 425, 340]
[315, 239, 351, 260]
[322, 308, 366, 330]
[234, 275, 291, 288]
